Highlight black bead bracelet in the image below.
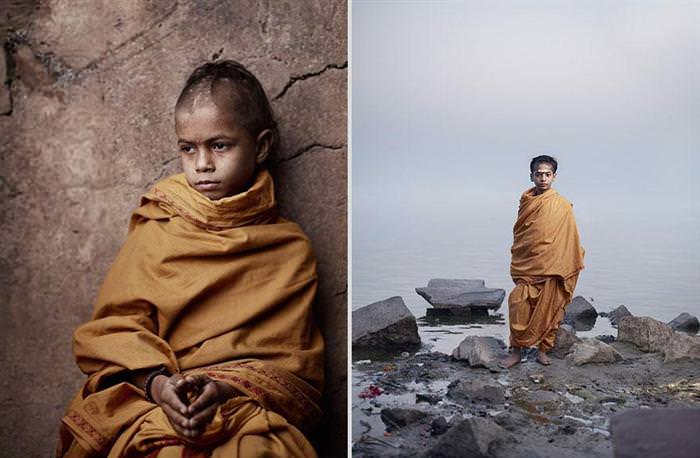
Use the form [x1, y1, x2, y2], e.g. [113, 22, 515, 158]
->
[143, 366, 171, 403]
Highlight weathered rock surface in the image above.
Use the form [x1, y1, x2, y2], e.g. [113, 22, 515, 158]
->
[610, 408, 700, 458]
[568, 338, 623, 366]
[447, 379, 506, 405]
[551, 324, 580, 358]
[617, 316, 675, 353]
[618, 316, 700, 362]
[452, 336, 509, 368]
[664, 332, 700, 362]
[608, 304, 632, 326]
[668, 312, 699, 334]
[1, 2, 347, 456]
[424, 417, 516, 458]
[563, 296, 598, 330]
[380, 408, 428, 428]
[416, 279, 505, 313]
[352, 296, 420, 348]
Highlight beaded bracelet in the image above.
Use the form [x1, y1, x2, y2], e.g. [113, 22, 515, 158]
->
[143, 366, 171, 403]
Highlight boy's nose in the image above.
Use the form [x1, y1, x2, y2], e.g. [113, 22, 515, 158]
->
[195, 149, 215, 172]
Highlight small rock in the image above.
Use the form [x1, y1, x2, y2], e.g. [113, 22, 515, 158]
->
[416, 393, 442, 404]
[451, 336, 508, 368]
[424, 417, 515, 458]
[352, 296, 420, 348]
[595, 334, 616, 344]
[431, 416, 449, 436]
[380, 408, 428, 428]
[608, 304, 632, 326]
[618, 316, 675, 353]
[415, 278, 505, 313]
[551, 324, 580, 358]
[563, 296, 598, 330]
[668, 312, 699, 334]
[610, 408, 700, 458]
[529, 374, 544, 384]
[447, 379, 506, 405]
[568, 338, 623, 365]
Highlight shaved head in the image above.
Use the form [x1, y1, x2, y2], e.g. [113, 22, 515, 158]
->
[175, 60, 277, 148]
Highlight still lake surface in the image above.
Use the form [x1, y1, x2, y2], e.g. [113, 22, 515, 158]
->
[353, 203, 700, 348]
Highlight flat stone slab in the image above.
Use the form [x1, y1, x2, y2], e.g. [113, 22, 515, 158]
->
[610, 408, 700, 458]
[352, 296, 420, 349]
[415, 278, 505, 312]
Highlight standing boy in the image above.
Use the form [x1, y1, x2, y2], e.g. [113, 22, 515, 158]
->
[500, 155, 585, 368]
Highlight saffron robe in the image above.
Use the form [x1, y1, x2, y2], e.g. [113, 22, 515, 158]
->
[508, 187, 585, 351]
[57, 169, 324, 457]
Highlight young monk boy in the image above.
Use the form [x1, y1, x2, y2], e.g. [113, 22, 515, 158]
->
[57, 61, 324, 457]
[500, 155, 585, 368]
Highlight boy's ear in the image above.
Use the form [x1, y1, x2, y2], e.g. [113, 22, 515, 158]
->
[255, 129, 274, 165]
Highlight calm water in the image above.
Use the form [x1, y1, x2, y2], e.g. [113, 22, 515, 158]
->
[352, 204, 700, 352]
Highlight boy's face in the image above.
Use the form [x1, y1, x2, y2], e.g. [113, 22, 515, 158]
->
[175, 101, 267, 200]
[530, 162, 556, 194]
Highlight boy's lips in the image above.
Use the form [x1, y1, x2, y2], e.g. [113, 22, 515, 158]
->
[195, 180, 220, 190]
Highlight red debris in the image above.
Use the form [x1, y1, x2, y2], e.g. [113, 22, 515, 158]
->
[358, 384, 383, 399]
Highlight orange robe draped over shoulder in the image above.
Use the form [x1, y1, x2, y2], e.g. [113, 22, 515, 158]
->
[508, 187, 585, 352]
[57, 169, 324, 458]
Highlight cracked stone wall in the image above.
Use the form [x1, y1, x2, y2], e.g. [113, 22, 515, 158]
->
[0, 1, 347, 456]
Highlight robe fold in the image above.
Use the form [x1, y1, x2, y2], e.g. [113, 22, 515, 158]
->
[508, 187, 585, 351]
[57, 169, 324, 457]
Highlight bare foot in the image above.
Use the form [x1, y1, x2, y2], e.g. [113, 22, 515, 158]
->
[499, 349, 522, 368]
[536, 351, 551, 366]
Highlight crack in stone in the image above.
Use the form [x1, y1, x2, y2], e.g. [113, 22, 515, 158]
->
[143, 156, 180, 190]
[277, 142, 344, 164]
[273, 61, 347, 100]
[82, 3, 179, 73]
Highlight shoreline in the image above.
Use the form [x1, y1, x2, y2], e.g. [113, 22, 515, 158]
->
[352, 318, 700, 457]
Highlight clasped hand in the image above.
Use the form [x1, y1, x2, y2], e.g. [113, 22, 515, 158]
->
[151, 373, 236, 438]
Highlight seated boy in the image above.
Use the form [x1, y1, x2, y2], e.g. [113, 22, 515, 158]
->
[57, 61, 324, 457]
[500, 155, 585, 368]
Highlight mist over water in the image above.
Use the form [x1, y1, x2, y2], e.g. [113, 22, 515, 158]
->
[351, 1, 700, 349]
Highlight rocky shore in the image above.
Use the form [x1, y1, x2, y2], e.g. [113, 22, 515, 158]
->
[352, 284, 700, 457]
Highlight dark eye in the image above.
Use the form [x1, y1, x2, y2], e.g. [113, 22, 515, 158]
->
[212, 142, 229, 151]
[179, 144, 195, 154]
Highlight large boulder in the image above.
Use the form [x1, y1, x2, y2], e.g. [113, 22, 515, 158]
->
[618, 316, 700, 362]
[568, 338, 623, 366]
[668, 312, 699, 334]
[664, 332, 700, 362]
[424, 417, 516, 458]
[617, 316, 675, 353]
[551, 324, 580, 359]
[352, 296, 420, 348]
[447, 379, 505, 405]
[608, 305, 632, 326]
[563, 296, 598, 330]
[452, 336, 509, 368]
[415, 279, 505, 313]
[610, 408, 700, 458]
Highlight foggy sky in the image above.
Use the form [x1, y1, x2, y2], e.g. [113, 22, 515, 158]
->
[352, 0, 700, 229]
